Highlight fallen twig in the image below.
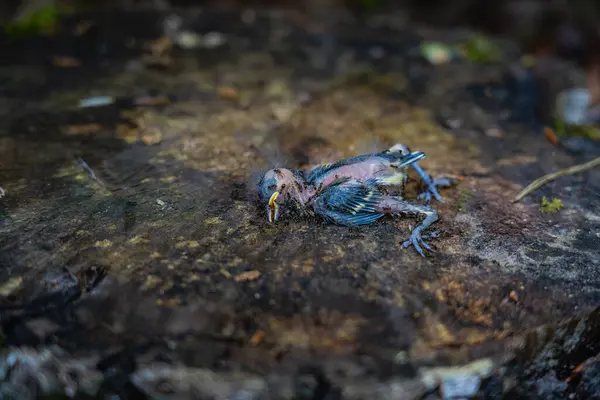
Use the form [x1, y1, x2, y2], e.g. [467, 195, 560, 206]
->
[512, 156, 600, 202]
[77, 158, 105, 187]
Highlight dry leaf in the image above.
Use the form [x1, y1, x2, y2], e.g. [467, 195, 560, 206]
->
[134, 96, 171, 106]
[52, 55, 81, 67]
[74, 21, 94, 36]
[249, 329, 265, 345]
[145, 37, 173, 56]
[234, 270, 261, 282]
[587, 62, 600, 106]
[62, 123, 102, 136]
[141, 129, 163, 145]
[217, 87, 240, 101]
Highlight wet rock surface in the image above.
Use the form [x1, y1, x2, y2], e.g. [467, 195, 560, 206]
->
[0, 7, 599, 399]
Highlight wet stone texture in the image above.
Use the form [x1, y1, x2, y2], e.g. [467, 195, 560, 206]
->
[0, 8, 599, 400]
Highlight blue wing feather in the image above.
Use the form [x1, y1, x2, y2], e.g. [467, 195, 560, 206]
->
[312, 179, 385, 226]
[321, 210, 384, 226]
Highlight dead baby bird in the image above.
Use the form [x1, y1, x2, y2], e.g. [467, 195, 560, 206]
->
[257, 144, 457, 256]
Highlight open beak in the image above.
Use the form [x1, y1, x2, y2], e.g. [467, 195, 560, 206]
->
[268, 191, 280, 223]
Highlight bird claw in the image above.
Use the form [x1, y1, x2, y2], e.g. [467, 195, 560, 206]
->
[421, 229, 441, 240]
[417, 191, 437, 204]
[433, 177, 458, 187]
[418, 178, 459, 204]
[401, 228, 436, 257]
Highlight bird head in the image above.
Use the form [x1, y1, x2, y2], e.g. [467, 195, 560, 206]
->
[257, 168, 307, 223]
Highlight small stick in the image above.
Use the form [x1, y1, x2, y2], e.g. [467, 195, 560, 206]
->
[512, 156, 600, 203]
[77, 158, 106, 187]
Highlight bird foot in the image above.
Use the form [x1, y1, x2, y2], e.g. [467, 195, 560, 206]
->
[417, 177, 460, 204]
[401, 229, 440, 257]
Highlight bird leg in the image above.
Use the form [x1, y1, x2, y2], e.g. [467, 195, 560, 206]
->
[386, 143, 457, 204]
[413, 168, 458, 204]
[377, 197, 439, 257]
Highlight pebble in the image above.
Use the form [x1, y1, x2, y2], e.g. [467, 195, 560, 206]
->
[175, 31, 203, 49]
[203, 32, 226, 48]
[441, 375, 482, 399]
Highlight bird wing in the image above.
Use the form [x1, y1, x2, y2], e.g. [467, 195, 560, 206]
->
[312, 179, 385, 226]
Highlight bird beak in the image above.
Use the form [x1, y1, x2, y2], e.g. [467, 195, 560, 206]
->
[268, 191, 280, 223]
[398, 151, 426, 167]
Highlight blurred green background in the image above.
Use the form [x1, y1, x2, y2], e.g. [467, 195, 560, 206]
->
[3, 0, 600, 69]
